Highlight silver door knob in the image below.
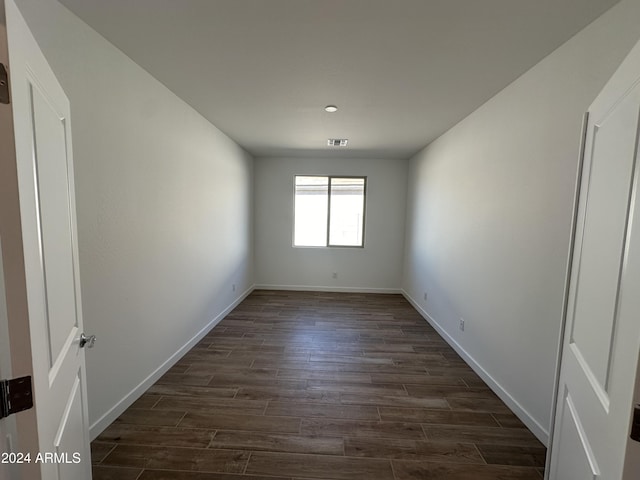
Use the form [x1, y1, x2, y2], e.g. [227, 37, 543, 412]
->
[79, 333, 96, 349]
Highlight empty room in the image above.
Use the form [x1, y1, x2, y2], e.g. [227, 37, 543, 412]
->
[2, 0, 640, 479]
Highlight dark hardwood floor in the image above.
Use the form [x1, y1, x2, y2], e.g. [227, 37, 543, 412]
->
[91, 290, 546, 480]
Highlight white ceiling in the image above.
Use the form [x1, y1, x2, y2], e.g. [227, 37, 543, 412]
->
[58, 0, 619, 159]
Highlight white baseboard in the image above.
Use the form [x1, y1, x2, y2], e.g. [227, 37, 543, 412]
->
[89, 284, 255, 440]
[254, 284, 402, 294]
[402, 290, 550, 446]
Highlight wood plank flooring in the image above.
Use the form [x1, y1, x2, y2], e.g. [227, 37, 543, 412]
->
[92, 290, 546, 480]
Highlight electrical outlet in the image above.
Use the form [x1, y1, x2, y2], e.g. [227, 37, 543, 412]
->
[332, 272, 338, 279]
[232, 284, 236, 292]
[459, 318, 465, 331]
[423, 292, 428, 301]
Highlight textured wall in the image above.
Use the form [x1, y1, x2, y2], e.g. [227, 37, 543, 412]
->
[402, 0, 640, 444]
[255, 157, 407, 292]
[16, 0, 254, 435]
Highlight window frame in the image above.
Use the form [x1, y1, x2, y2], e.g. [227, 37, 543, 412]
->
[293, 174, 367, 248]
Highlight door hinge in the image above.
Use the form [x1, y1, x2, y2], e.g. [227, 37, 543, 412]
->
[0, 376, 33, 419]
[632, 405, 640, 442]
[0, 63, 10, 104]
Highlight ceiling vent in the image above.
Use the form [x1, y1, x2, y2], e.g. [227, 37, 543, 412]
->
[328, 139, 348, 147]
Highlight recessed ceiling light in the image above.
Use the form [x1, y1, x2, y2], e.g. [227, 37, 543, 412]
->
[328, 139, 348, 147]
[324, 105, 338, 113]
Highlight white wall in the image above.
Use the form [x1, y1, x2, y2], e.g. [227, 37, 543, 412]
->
[15, 0, 254, 437]
[255, 157, 406, 292]
[402, 0, 640, 445]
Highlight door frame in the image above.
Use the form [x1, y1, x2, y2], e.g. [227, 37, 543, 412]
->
[0, 237, 20, 480]
[0, 1, 41, 478]
[543, 113, 590, 478]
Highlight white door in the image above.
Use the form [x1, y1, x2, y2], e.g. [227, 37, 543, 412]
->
[548, 38, 640, 479]
[5, 0, 92, 478]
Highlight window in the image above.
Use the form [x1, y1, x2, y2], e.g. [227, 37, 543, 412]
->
[294, 175, 366, 247]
